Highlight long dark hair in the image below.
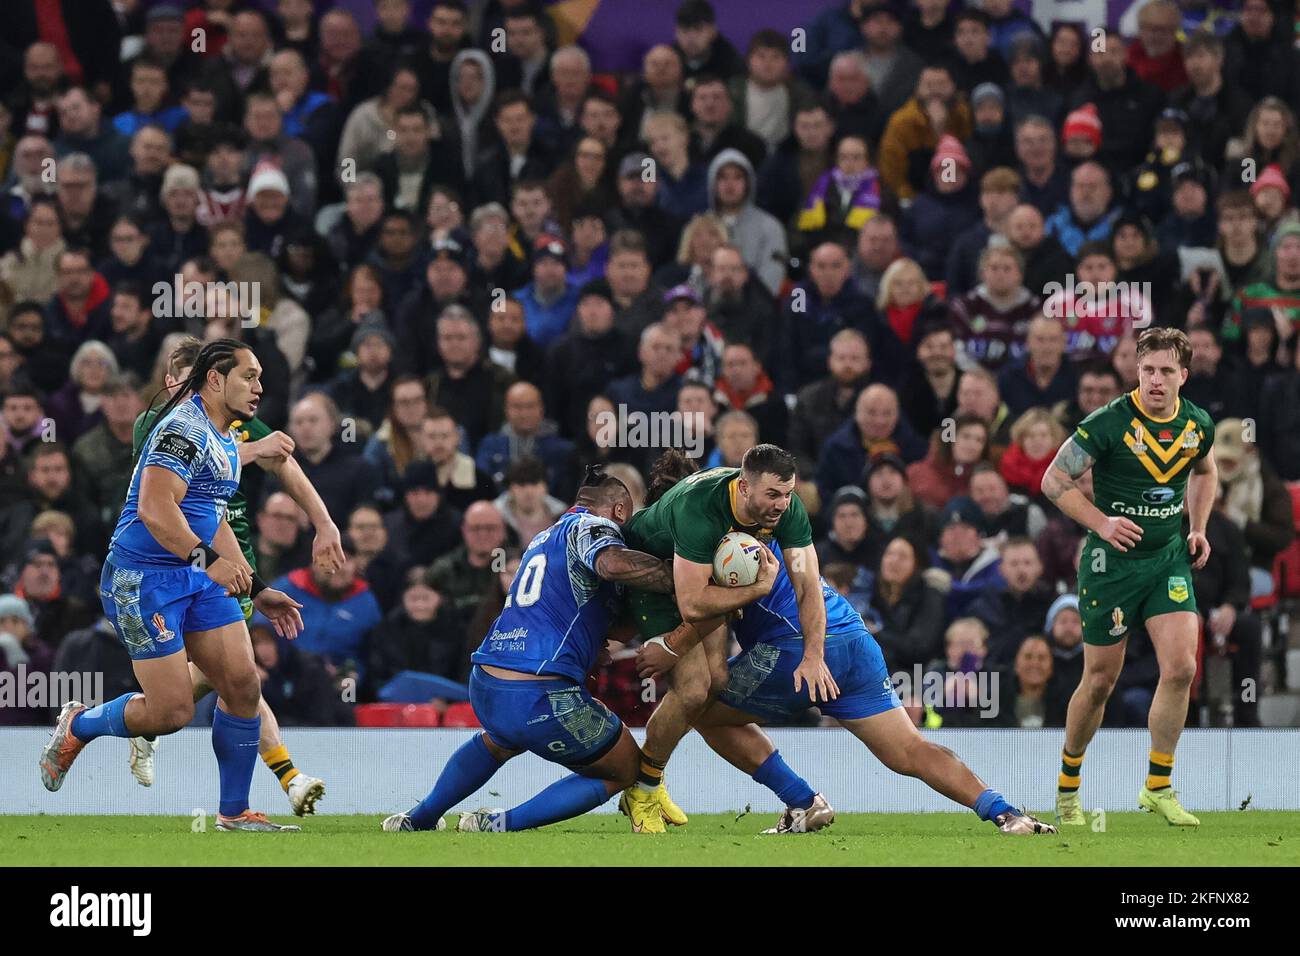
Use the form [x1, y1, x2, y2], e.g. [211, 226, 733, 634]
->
[645, 449, 699, 506]
[144, 338, 249, 442]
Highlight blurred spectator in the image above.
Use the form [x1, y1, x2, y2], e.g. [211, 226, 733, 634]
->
[1045, 594, 1084, 694]
[0, 197, 64, 308]
[47, 246, 112, 349]
[817, 383, 926, 501]
[514, 234, 579, 347]
[815, 486, 875, 570]
[337, 65, 432, 179]
[268, 392, 380, 524]
[948, 238, 1040, 372]
[46, 340, 116, 442]
[467, 204, 530, 300]
[420, 408, 497, 513]
[673, 1, 744, 83]
[547, 136, 612, 235]
[0, 592, 54, 726]
[712, 342, 786, 446]
[850, 213, 902, 301]
[369, 566, 468, 690]
[967, 536, 1055, 667]
[781, 241, 874, 394]
[1, 443, 102, 558]
[105, 282, 167, 382]
[867, 534, 946, 674]
[970, 463, 1047, 543]
[263, 555, 382, 686]
[494, 456, 566, 545]
[706, 409, 759, 470]
[879, 65, 971, 201]
[758, 100, 834, 228]
[1005, 201, 1072, 295]
[788, 328, 872, 478]
[702, 244, 777, 364]
[907, 413, 993, 509]
[999, 407, 1066, 498]
[384, 460, 462, 574]
[1195, 502, 1263, 726]
[707, 148, 785, 296]
[362, 375, 428, 504]
[429, 500, 509, 625]
[1045, 161, 1119, 257]
[924, 616, 998, 728]
[1213, 418, 1295, 572]
[476, 381, 576, 493]
[1054, 361, 1121, 433]
[901, 135, 981, 279]
[346, 504, 403, 614]
[644, 110, 708, 220]
[325, 177, 384, 274]
[1070, 30, 1164, 174]
[252, 491, 309, 582]
[929, 496, 1003, 618]
[327, 323, 396, 433]
[421, 306, 513, 447]
[999, 315, 1076, 417]
[897, 321, 959, 439]
[472, 91, 556, 208]
[10, 540, 93, 649]
[1000, 634, 1068, 727]
[946, 166, 1022, 297]
[251, 621, 355, 726]
[70, 372, 141, 531]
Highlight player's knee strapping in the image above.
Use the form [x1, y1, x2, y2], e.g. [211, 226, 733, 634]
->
[1146, 750, 1174, 791]
[1058, 748, 1085, 793]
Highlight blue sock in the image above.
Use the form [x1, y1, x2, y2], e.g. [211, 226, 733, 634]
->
[974, 788, 1015, 822]
[211, 706, 261, 818]
[752, 750, 816, 810]
[410, 734, 502, 831]
[498, 774, 610, 831]
[70, 693, 137, 741]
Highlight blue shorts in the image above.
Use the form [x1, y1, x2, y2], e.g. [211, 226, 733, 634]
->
[100, 557, 246, 661]
[719, 627, 901, 723]
[470, 666, 623, 768]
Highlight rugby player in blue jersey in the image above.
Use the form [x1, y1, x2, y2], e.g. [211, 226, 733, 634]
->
[381, 465, 725, 833]
[635, 452, 1057, 836]
[39, 339, 308, 832]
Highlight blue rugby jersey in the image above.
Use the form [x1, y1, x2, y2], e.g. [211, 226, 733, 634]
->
[471, 507, 626, 683]
[109, 394, 242, 569]
[731, 541, 867, 650]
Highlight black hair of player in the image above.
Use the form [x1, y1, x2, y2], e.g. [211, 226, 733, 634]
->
[575, 463, 632, 511]
[646, 449, 699, 505]
[144, 338, 250, 444]
[741, 443, 796, 483]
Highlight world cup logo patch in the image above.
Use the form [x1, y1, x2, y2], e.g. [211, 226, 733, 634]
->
[151, 613, 175, 643]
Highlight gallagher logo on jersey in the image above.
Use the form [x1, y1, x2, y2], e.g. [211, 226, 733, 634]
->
[1143, 486, 1176, 504]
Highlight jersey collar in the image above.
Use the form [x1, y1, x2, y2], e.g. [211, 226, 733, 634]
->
[727, 477, 758, 530]
[1129, 388, 1179, 424]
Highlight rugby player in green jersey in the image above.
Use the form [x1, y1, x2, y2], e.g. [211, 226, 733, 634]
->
[1042, 328, 1217, 827]
[126, 337, 346, 816]
[616, 444, 839, 832]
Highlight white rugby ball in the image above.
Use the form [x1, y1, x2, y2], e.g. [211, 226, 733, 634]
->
[713, 532, 764, 587]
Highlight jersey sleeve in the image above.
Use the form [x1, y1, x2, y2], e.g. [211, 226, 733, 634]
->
[666, 496, 722, 565]
[1071, 404, 1113, 462]
[1195, 410, 1216, 462]
[571, 513, 626, 574]
[238, 416, 272, 443]
[774, 492, 814, 549]
[142, 413, 208, 484]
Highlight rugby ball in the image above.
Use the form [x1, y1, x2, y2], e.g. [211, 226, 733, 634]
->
[713, 532, 764, 587]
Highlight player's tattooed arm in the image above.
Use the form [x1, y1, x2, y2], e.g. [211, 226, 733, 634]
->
[1040, 437, 1094, 502]
[594, 547, 675, 593]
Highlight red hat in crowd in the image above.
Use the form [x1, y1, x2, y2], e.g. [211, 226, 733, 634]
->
[1062, 103, 1103, 149]
[1251, 163, 1291, 201]
[929, 134, 971, 174]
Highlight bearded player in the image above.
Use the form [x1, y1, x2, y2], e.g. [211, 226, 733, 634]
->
[1041, 328, 1216, 827]
[637, 453, 1057, 836]
[617, 444, 839, 833]
[126, 336, 345, 816]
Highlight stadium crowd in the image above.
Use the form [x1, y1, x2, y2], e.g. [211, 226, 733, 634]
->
[0, 0, 1297, 733]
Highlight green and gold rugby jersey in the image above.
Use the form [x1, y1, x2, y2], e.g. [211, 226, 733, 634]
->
[623, 465, 813, 564]
[1072, 389, 1216, 557]
[132, 407, 271, 568]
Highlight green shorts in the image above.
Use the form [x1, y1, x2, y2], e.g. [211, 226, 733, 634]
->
[1077, 535, 1198, 645]
[628, 588, 682, 642]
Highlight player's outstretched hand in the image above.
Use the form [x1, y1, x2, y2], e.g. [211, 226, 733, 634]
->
[1187, 529, 1212, 570]
[793, 655, 839, 703]
[254, 588, 306, 639]
[313, 521, 347, 573]
[206, 556, 252, 597]
[1097, 515, 1143, 552]
[754, 545, 779, 594]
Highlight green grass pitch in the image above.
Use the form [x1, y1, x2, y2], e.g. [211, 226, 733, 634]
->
[2, 812, 1298, 866]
